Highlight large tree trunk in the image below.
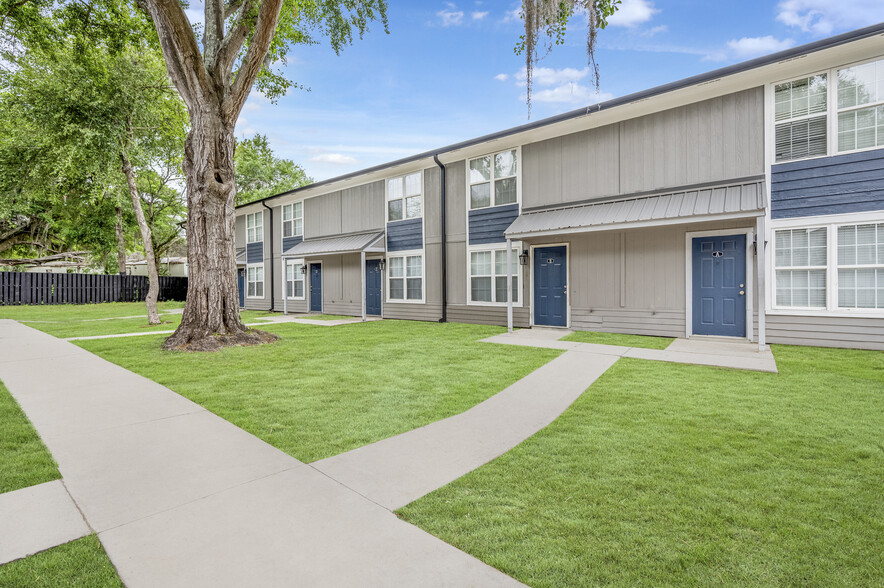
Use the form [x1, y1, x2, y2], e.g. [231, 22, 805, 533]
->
[121, 153, 161, 325]
[161, 110, 262, 351]
[115, 205, 127, 274]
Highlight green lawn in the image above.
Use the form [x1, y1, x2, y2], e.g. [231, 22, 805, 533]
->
[0, 380, 60, 494]
[398, 345, 884, 587]
[0, 300, 185, 321]
[77, 321, 560, 462]
[0, 536, 123, 587]
[561, 330, 674, 349]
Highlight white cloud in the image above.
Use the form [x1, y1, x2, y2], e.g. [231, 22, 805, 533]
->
[777, 0, 884, 35]
[607, 0, 660, 27]
[437, 6, 465, 27]
[310, 153, 358, 165]
[471, 11, 488, 20]
[532, 84, 613, 106]
[642, 24, 668, 37]
[515, 66, 590, 88]
[726, 36, 796, 58]
[494, 73, 509, 82]
[502, 7, 522, 22]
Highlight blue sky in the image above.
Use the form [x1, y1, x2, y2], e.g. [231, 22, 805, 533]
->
[230, 0, 884, 181]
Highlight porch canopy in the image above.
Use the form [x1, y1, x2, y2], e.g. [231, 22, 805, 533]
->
[279, 230, 385, 321]
[504, 180, 767, 240]
[281, 231, 385, 257]
[235, 247, 246, 266]
[500, 180, 769, 349]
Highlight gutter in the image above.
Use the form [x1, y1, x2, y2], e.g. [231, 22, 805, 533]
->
[261, 201, 275, 311]
[433, 154, 447, 323]
[235, 22, 884, 211]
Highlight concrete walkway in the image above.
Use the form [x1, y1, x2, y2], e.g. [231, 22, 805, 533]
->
[482, 329, 778, 373]
[0, 320, 520, 587]
[313, 349, 618, 510]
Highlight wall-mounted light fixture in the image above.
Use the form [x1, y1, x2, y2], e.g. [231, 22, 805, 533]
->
[518, 250, 529, 266]
[378, 258, 386, 271]
[300, 264, 307, 272]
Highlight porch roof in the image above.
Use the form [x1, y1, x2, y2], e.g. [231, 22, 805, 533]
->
[235, 247, 246, 265]
[282, 231, 385, 257]
[504, 181, 767, 240]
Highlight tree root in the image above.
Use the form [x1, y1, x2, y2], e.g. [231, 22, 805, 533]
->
[161, 328, 278, 352]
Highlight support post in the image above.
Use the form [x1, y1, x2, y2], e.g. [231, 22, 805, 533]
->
[281, 257, 287, 315]
[756, 216, 767, 350]
[361, 250, 367, 322]
[506, 239, 513, 333]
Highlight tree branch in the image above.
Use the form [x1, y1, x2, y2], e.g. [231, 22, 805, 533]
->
[215, 0, 256, 82]
[203, 0, 224, 72]
[224, 0, 245, 19]
[223, 0, 284, 123]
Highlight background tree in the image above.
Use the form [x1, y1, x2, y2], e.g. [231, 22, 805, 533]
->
[234, 134, 311, 205]
[517, 0, 620, 112]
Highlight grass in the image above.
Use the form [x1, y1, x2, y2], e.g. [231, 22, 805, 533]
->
[398, 345, 884, 587]
[0, 300, 185, 321]
[561, 330, 674, 349]
[0, 536, 123, 587]
[0, 380, 60, 494]
[76, 320, 560, 462]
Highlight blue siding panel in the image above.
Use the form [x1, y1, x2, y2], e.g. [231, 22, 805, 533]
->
[387, 218, 423, 252]
[469, 204, 520, 245]
[282, 235, 303, 253]
[246, 242, 264, 263]
[771, 148, 884, 219]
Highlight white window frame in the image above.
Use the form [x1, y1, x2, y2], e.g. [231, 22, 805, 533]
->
[835, 55, 884, 155]
[773, 227, 829, 311]
[282, 202, 303, 239]
[385, 249, 425, 304]
[467, 147, 521, 211]
[772, 72, 829, 164]
[285, 259, 306, 300]
[769, 211, 884, 317]
[386, 171, 423, 222]
[246, 211, 263, 244]
[835, 222, 884, 310]
[769, 54, 884, 164]
[466, 243, 523, 307]
[246, 264, 264, 299]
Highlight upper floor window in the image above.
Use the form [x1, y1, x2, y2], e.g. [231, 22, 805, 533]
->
[774, 75, 828, 162]
[282, 202, 303, 238]
[837, 59, 884, 152]
[469, 149, 518, 209]
[246, 212, 263, 243]
[387, 172, 422, 222]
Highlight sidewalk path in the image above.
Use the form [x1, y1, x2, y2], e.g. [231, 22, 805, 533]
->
[0, 320, 521, 587]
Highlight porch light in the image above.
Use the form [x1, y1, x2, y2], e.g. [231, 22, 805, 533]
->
[518, 250, 529, 266]
[378, 258, 386, 271]
[300, 264, 307, 272]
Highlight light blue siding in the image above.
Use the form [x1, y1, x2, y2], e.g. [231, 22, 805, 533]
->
[387, 218, 423, 251]
[246, 242, 263, 263]
[771, 148, 884, 219]
[468, 204, 519, 245]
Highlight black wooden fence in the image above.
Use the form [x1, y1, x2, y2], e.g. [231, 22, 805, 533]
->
[0, 272, 187, 305]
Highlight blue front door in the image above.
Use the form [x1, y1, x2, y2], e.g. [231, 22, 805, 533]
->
[310, 264, 322, 312]
[365, 259, 382, 316]
[237, 269, 245, 308]
[534, 246, 567, 327]
[692, 234, 747, 337]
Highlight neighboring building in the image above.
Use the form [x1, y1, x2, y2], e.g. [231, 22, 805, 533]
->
[126, 256, 188, 277]
[235, 24, 884, 351]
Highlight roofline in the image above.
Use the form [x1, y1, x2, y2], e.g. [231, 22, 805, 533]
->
[236, 21, 884, 210]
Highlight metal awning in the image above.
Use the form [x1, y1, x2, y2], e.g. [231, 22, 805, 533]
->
[282, 231, 385, 257]
[505, 181, 767, 239]
[235, 247, 246, 265]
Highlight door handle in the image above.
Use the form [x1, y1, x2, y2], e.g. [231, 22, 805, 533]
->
[739, 290, 745, 296]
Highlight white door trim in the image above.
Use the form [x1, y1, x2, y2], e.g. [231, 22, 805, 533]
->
[529, 242, 571, 328]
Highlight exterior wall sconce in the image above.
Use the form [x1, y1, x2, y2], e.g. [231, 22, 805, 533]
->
[378, 258, 386, 271]
[518, 250, 529, 266]
[300, 264, 307, 272]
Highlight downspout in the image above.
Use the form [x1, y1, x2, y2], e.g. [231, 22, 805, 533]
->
[261, 201, 275, 312]
[433, 154, 447, 323]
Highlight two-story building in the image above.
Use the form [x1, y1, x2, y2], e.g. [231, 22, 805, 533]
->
[235, 23, 884, 351]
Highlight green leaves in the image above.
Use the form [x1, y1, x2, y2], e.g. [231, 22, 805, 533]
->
[234, 133, 311, 205]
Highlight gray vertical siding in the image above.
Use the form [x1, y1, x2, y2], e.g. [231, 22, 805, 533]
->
[304, 191, 342, 238]
[468, 204, 520, 245]
[771, 147, 884, 219]
[341, 181, 385, 233]
[387, 218, 423, 251]
[521, 87, 765, 210]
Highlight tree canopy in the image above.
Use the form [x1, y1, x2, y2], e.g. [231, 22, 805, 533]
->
[234, 134, 311, 205]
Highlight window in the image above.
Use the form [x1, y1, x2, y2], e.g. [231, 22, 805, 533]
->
[837, 223, 884, 308]
[388, 253, 423, 301]
[469, 149, 518, 209]
[282, 202, 303, 238]
[246, 212, 263, 243]
[387, 172, 422, 222]
[247, 265, 264, 298]
[837, 58, 884, 152]
[469, 248, 519, 304]
[775, 228, 827, 308]
[774, 75, 828, 162]
[285, 261, 305, 299]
